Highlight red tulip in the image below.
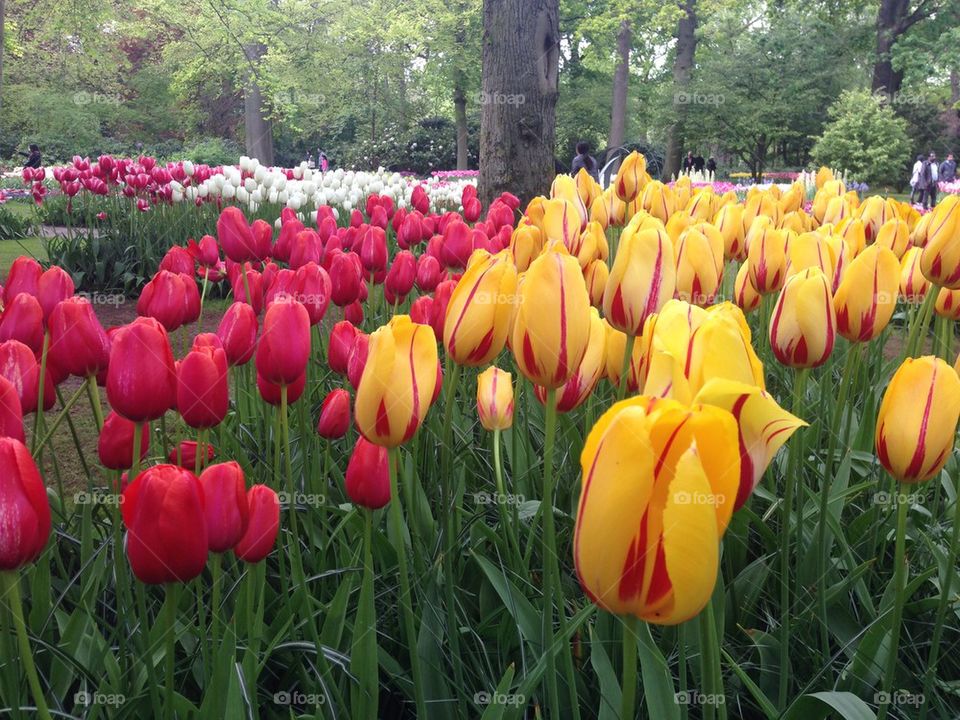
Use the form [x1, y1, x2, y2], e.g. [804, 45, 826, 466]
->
[0, 294, 44, 353]
[328, 321, 359, 375]
[251, 219, 273, 260]
[430, 279, 457, 339]
[345, 436, 390, 509]
[463, 197, 482, 223]
[195, 235, 220, 266]
[137, 270, 187, 331]
[217, 206, 257, 262]
[0, 376, 24, 442]
[216, 302, 258, 366]
[416, 254, 443, 292]
[347, 333, 370, 390]
[199, 461, 249, 553]
[180, 273, 202, 325]
[410, 295, 434, 325]
[0, 438, 50, 570]
[411, 185, 430, 214]
[317, 388, 351, 438]
[3, 257, 41, 305]
[121, 465, 208, 584]
[330, 251, 362, 307]
[440, 220, 474, 269]
[289, 229, 323, 269]
[256, 370, 306, 405]
[159, 246, 195, 276]
[167, 440, 216, 469]
[177, 344, 229, 428]
[97, 411, 150, 470]
[344, 300, 364, 325]
[106, 318, 177, 422]
[48, 297, 110, 377]
[359, 226, 388, 276]
[234, 485, 280, 563]
[294, 262, 331, 325]
[0, 340, 51, 414]
[230, 265, 264, 315]
[255, 299, 310, 386]
[36, 267, 75, 321]
[386, 250, 417, 298]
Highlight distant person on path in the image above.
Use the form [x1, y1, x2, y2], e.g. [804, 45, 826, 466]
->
[909, 154, 924, 204]
[570, 142, 598, 181]
[683, 151, 695, 173]
[706, 156, 717, 175]
[693, 153, 705, 172]
[18, 144, 42, 169]
[319, 152, 329, 172]
[940, 152, 956, 183]
[917, 152, 939, 209]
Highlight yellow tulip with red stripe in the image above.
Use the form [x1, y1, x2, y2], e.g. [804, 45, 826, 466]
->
[686, 189, 717, 221]
[833, 244, 900, 342]
[673, 176, 692, 209]
[876, 356, 960, 483]
[734, 263, 761, 313]
[665, 212, 693, 245]
[584, 258, 608, 308]
[575, 168, 602, 209]
[769, 268, 836, 368]
[355, 315, 439, 447]
[524, 196, 546, 228]
[900, 246, 930, 303]
[614, 151, 646, 203]
[934, 287, 960, 321]
[574, 395, 740, 623]
[542, 198, 582, 252]
[787, 230, 836, 279]
[511, 249, 592, 389]
[920, 196, 960, 288]
[910, 213, 932, 248]
[476, 366, 514, 431]
[714, 203, 746, 260]
[675, 225, 723, 306]
[875, 218, 910, 259]
[825, 234, 853, 291]
[575, 221, 608, 269]
[550, 174, 588, 229]
[836, 217, 866, 257]
[603, 226, 676, 335]
[747, 225, 789, 294]
[641, 181, 677, 224]
[444, 249, 518, 366]
[858, 196, 898, 243]
[744, 191, 782, 229]
[812, 179, 846, 224]
[822, 195, 852, 226]
[508, 223, 544, 272]
[535, 308, 607, 412]
[604, 322, 645, 393]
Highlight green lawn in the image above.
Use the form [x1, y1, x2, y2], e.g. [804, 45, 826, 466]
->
[0, 236, 46, 277]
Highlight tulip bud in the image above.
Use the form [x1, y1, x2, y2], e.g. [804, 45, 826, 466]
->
[98, 411, 150, 470]
[833, 245, 900, 342]
[200, 461, 250, 553]
[583, 258, 608, 308]
[47, 297, 110, 377]
[0, 438, 50, 570]
[330, 251, 363, 306]
[935, 287, 960, 320]
[603, 227, 676, 335]
[3, 257, 41, 305]
[217, 206, 257, 262]
[875, 218, 910, 259]
[476, 366, 514, 431]
[255, 299, 310, 386]
[415, 254, 443, 292]
[0, 376, 24, 442]
[177, 344, 229, 428]
[675, 225, 723, 307]
[234, 485, 280, 563]
[216, 302, 258, 366]
[613, 151, 645, 203]
[534, 308, 607, 412]
[317, 388, 351, 439]
[36, 267, 75, 322]
[0, 294, 44, 352]
[106, 318, 177, 422]
[747, 227, 788, 295]
[345, 436, 391, 509]
[355, 316, 438, 447]
[920, 196, 960, 288]
[770, 268, 836, 368]
[876, 356, 960, 483]
[734, 263, 761, 313]
[900, 246, 930, 303]
[137, 270, 188, 331]
[329, 321, 359, 375]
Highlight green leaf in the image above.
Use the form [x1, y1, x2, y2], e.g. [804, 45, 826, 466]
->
[783, 691, 877, 720]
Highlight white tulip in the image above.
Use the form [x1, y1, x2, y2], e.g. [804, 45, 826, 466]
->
[244, 178, 257, 193]
[183, 161, 195, 176]
[269, 189, 278, 204]
[249, 201, 259, 213]
[222, 184, 236, 199]
[278, 190, 289, 204]
[237, 187, 249, 203]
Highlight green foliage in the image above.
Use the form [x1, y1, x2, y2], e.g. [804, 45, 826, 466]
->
[0, 203, 38, 239]
[811, 90, 912, 188]
[180, 137, 245, 166]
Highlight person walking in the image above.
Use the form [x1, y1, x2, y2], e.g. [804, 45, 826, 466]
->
[570, 142, 599, 182]
[693, 153, 705, 172]
[18, 144, 42, 169]
[682, 151, 695, 173]
[940, 152, 956, 183]
[917, 152, 939, 209]
[706, 156, 717, 175]
[910, 154, 924, 204]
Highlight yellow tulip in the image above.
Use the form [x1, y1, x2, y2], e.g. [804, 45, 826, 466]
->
[779, 183, 805, 215]
[603, 226, 676, 335]
[714, 204, 746, 261]
[812, 179, 846, 224]
[875, 218, 910, 259]
[508, 223, 544, 273]
[444, 249, 518, 366]
[583, 258, 609, 308]
[836, 217, 866, 256]
[934, 287, 960, 321]
[822, 195, 852, 226]
[686, 189, 717, 222]
[910, 212, 932, 248]
[769, 268, 836, 368]
[604, 322, 645, 393]
[876, 356, 960, 483]
[815, 166, 834, 189]
[744, 192, 782, 229]
[542, 198, 582, 251]
[355, 315, 439, 447]
[642, 181, 677, 224]
[575, 168, 602, 209]
[550, 174, 588, 230]
[858, 195, 898, 243]
[787, 230, 836, 279]
[674, 176, 692, 209]
[574, 396, 740, 623]
[476, 366, 514, 431]
[511, 250, 592, 389]
[920, 196, 960, 288]
[524, 196, 547, 228]
[614, 151, 646, 203]
[734, 263, 761, 313]
[535, 308, 607, 412]
[665, 212, 693, 245]
[779, 210, 809, 234]
[899, 246, 930, 303]
[747, 226, 789, 294]
[574, 221, 608, 269]
[833, 245, 900, 342]
[675, 225, 724, 306]
[824, 234, 853, 290]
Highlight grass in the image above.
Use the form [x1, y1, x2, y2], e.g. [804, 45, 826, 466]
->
[0, 236, 46, 275]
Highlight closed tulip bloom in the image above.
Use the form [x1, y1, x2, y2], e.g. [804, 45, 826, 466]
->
[935, 287, 960, 320]
[747, 226, 788, 294]
[876, 356, 960, 483]
[330, 251, 363, 306]
[837, 217, 866, 257]
[294, 262, 332, 325]
[858, 195, 897, 242]
[900, 246, 930, 303]
[257, 370, 306, 406]
[345, 436, 391, 509]
[122, 464, 208, 583]
[410, 295, 434, 325]
[317, 388, 351, 439]
[603, 227, 676, 335]
[508, 224, 545, 272]
[875, 218, 910, 259]
[0, 438, 50, 570]
[535, 308, 607, 412]
[167, 440, 216, 469]
[106, 318, 176, 422]
[3, 257, 41, 305]
[0, 340, 48, 414]
[386, 250, 417, 299]
[355, 316, 438, 447]
[255, 299, 310, 386]
[542, 198, 582, 251]
[97, 411, 150, 470]
[444, 250, 518, 366]
[714, 204, 747, 261]
[734, 263, 761, 313]
[675, 225, 723, 306]
[641, 181, 677, 224]
[920, 196, 960, 288]
[230, 264, 264, 315]
[0, 294, 44, 352]
[604, 323, 645, 393]
[0, 376, 25, 442]
[614, 151, 645, 203]
[328, 321, 359, 375]
[250, 218, 273, 260]
[216, 302, 258, 366]
[177, 344, 229, 428]
[512, 250, 592, 389]
[234, 485, 280, 563]
[476, 366, 514, 431]
[36, 266, 74, 321]
[584, 258, 608, 308]
[47, 297, 110, 377]
[137, 270, 187, 331]
[574, 396, 740, 623]
[347, 333, 370, 390]
[416, 254, 443, 292]
[200, 461, 249, 553]
[217, 205, 257, 262]
[770, 268, 836, 368]
[834, 245, 900, 342]
[787, 231, 835, 280]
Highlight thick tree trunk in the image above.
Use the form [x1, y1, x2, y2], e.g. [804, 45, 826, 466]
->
[454, 80, 469, 169]
[871, 0, 906, 95]
[607, 20, 630, 150]
[663, 0, 697, 180]
[478, 0, 560, 207]
[944, 67, 960, 143]
[242, 43, 274, 166]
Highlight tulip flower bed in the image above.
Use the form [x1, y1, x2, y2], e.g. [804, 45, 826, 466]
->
[1, 155, 960, 720]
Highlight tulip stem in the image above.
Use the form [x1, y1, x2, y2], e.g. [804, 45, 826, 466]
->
[86, 374, 105, 431]
[163, 582, 179, 720]
[197, 273, 209, 331]
[32, 381, 88, 456]
[31, 331, 50, 456]
[919, 478, 960, 719]
[621, 615, 638, 720]
[700, 597, 726, 720]
[352, 508, 379, 720]
[877, 492, 909, 720]
[903, 287, 936, 359]
[493, 428, 522, 564]
[778, 368, 808, 709]
[130, 422, 143, 482]
[617, 334, 636, 401]
[1, 572, 52, 720]
[386, 446, 427, 718]
[209, 552, 222, 662]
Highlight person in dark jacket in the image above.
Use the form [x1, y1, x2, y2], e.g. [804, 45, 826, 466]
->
[18, 144, 41, 169]
[693, 154, 705, 172]
[682, 151, 695, 172]
[706, 156, 717, 174]
[940, 153, 956, 183]
[571, 141, 599, 181]
[917, 152, 938, 209]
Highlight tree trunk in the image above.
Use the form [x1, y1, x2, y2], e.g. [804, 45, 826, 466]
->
[945, 67, 960, 144]
[663, 0, 697, 180]
[242, 43, 274, 166]
[607, 19, 630, 150]
[478, 0, 560, 207]
[454, 80, 469, 169]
